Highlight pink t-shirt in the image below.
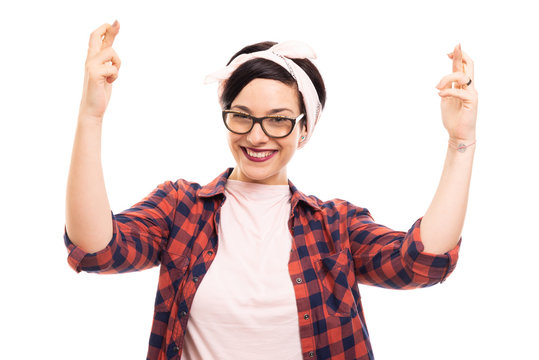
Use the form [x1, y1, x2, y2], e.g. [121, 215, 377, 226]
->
[182, 179, 303, 359]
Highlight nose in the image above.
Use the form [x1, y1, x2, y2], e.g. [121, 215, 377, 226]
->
[246, 123, 269, 145]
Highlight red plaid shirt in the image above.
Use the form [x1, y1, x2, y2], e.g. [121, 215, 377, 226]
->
[64, 168, 460, 360]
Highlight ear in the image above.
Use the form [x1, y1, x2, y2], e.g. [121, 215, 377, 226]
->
[298, 127, 308, 148]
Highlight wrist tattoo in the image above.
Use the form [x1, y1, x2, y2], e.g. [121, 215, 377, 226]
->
[448, 140, 476, 152]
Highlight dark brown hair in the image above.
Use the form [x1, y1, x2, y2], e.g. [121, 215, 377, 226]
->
[220, 41, 327, 128]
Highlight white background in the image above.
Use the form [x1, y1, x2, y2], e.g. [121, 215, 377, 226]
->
[1, 0, 538, 359]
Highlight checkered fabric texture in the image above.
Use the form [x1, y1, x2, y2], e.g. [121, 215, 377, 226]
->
[64, 168, 460, 360]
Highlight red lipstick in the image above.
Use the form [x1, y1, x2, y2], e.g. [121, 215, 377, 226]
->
[241, 147, 278, 162]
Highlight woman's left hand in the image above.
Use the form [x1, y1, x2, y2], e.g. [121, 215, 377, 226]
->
[436, 44, 478, 142]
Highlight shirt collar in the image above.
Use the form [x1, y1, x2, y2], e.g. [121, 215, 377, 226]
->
[198, 168, 321, 212]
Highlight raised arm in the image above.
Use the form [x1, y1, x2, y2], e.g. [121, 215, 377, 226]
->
[65, 21, 121, 253]
[421, 44, 478, 254]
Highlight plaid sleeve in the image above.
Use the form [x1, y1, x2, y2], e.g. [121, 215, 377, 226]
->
[348, 205, 460, 289]
[64, 180, 178, 274]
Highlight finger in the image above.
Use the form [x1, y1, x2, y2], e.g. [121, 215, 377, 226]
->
[452, 44, 463, 74]
[93, 64, 119, 84]
[438, 88, 475, 103]
[436, 72, 470, 90]
[101, 20, 120, 50]
[460, 50, 474, 83]
[90, 47, 122, 69]
[88, 23, 110, 56]
[448, 47, 475, 88]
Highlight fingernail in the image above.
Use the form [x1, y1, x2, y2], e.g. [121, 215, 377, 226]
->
[458, 43, 461, 50]
[112, 20, 119, 27]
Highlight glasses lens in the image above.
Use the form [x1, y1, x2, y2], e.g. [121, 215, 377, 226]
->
[224, 112, 295, 138]
[262, 117, 294, 137]
[225, 112, 253, 133]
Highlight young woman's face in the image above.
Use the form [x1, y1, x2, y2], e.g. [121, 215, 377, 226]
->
[226, 78, 307, 185]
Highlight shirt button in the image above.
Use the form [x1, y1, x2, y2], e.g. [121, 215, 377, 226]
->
[180, 311, 188, 317]
[173, 345, 180, 352]
[193, 277, 199, 282]
[295, 277, 303, 284]
[308, 350, 315, 357]
[207, 250, 214, 256]
[303, 313, 309, 320]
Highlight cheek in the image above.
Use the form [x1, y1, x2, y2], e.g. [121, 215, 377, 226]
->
[227, 133, 248, 161]
[226, 134, 238, 156]
[278, 137, 300, 156]
[286, 128, 302, 150]
[227, 133, 240, 147]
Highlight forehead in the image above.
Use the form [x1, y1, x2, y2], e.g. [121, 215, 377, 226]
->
[231, 78, 300, 114]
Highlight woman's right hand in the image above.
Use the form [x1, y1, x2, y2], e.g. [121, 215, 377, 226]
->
[79, 21, 121, 120]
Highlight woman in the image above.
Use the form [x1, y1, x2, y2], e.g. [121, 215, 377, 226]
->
[64, 20, 477, 360]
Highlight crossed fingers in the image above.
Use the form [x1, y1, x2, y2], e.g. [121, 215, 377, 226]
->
[436, 44, 477, 103]
[86, 20, 121, 83]
[88, 20, 120, 55]
[437, 44, 475, 91]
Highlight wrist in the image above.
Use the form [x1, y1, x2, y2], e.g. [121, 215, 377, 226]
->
[78, 110, 104, 127]
[448, 132, 476, 143]
[448, 138, 476, 153]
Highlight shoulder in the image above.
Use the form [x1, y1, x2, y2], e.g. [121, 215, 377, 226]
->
[169, 168, 232, 203]
[166, 178, 206, 206]
[173, 178, 203, 194]
[295, 190, 371, 219]
[152, 178, 202, 195]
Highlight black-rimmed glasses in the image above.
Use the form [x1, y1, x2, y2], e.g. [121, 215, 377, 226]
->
[222, 110, 304, 139]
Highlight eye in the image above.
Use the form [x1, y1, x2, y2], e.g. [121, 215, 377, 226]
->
[231, 112, 250, 119]
[266, 116, 288, 122]
[267, 116, 290, 124]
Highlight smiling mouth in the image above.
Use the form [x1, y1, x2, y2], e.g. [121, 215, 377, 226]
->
[241, 147, 278, 162]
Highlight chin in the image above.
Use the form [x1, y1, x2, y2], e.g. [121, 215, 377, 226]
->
[239, 164, 281, 183]
[229, 143, 292, 185]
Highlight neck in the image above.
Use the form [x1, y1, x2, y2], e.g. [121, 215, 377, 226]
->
[228, 167, 288, 185]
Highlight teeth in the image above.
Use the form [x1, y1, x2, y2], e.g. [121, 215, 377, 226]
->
[246, 148, 274, 158]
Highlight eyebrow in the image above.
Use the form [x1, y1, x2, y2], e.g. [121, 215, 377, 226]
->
[231, 105, 295, 115]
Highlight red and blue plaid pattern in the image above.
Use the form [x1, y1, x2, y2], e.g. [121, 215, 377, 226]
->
[64, 168, 460, 360]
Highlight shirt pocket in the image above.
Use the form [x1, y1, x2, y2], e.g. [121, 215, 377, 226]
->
[315, 249, 356, 317]
[155, 251, 190, 312]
